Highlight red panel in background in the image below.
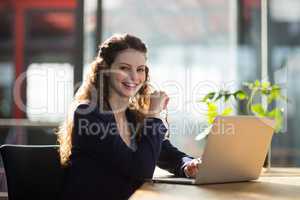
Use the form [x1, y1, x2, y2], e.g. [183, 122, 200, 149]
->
[0, 0, 76, 10]
[12, 0, 76, 9]
[14, 7, 25, 119]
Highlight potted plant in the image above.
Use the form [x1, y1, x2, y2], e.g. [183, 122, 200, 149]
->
[196, 80, 287, 167]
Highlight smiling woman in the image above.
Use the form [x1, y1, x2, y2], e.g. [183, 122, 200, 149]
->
[56, 33, 201, 200]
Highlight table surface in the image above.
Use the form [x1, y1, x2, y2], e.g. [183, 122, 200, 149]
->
[130, 167, 300, 200]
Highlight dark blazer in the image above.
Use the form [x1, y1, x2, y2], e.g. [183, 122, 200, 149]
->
[61, 103, 193, 200]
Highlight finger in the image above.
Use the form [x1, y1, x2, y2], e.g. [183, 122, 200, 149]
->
[190, 161, 198, 167]
[196, 158, 202, 164]
[192, 160, 198, 165]
[190, 165, 198, 171]
[187, 168, 198, 178]
[191, 159, 201, 166]
[191, 170, 198, 177]
[190, 161, 199, 169]
[190, 166, 199, 173]
[187, 165, 196, 172]
[187, 164, 195, 169]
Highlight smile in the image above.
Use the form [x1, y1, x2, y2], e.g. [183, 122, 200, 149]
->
[122, 82, 138, 90]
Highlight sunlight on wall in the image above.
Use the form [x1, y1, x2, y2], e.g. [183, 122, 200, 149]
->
[26, 63, 73, 122]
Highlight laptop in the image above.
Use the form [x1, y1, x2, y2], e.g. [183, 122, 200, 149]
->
[152, 116, 275, 185]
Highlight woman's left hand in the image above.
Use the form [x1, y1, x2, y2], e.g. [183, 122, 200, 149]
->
[183, 158, 202, 178]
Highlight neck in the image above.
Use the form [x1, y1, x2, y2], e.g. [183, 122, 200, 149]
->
[108, 89, 129, 114]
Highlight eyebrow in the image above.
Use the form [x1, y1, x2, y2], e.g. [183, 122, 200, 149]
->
[118, 62, 147, 68]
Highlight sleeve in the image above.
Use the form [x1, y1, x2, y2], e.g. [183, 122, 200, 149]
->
[157, 139, 194, 177]
[72, 104, 167, 180]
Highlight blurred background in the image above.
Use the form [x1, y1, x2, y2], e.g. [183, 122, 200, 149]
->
[0, 0, 300, 192]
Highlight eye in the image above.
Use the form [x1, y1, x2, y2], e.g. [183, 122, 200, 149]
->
[119, 66, 130, 71]
[137, 67, 145, 73]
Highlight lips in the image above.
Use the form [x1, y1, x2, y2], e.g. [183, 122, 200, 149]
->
[122, 82, 138, 90]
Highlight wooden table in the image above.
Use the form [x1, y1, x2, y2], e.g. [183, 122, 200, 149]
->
[130, 168, 300, 200]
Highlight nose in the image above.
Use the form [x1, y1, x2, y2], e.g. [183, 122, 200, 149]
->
[130, 70, 139, 82]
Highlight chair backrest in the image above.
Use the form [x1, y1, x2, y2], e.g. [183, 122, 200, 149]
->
[0, 145, 65, 200]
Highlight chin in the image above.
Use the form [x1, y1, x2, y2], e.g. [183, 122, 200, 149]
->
[114, 89, 134, 98]
[120, 90, 138, 98]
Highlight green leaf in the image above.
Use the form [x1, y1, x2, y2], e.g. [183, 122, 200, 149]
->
[224, 94, 231, 102]
[271, 84, 280, 90]
[221, 107, 233, 116]
[233, 90, 248, 100]
[208, 102, 217, 111]
[207, 102, 218, 124]
[271, 86, 281, 96]
[261, 81, 270, 90]
[261, 88, 271, 95]
[268, 87, 281, 103]
[214, 93, 223, 102]
[202, 92, 215, 102]
[251, 104, 266, 117]
[254, 80, 261, 87]
[267, 108, 283, 133]
[208, 114, 217, 124]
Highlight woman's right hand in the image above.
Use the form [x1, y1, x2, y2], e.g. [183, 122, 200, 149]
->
[148, 91, 169, 118]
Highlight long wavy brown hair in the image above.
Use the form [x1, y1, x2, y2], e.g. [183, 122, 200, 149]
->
[56, 33, 152, 166]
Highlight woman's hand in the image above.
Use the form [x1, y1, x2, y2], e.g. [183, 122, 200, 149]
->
[183, 158, 202, 178]
[147, 91, 169, 118]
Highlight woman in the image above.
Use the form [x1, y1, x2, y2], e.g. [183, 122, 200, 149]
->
[57, 33, 200, 200]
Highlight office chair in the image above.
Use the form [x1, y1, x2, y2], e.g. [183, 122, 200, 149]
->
[0, 145, 65, 200]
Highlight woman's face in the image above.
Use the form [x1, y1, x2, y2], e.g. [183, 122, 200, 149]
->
[108, 49, 147, 98]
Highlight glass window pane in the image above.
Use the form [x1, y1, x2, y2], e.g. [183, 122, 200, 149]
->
[269, 0, 300, 167]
